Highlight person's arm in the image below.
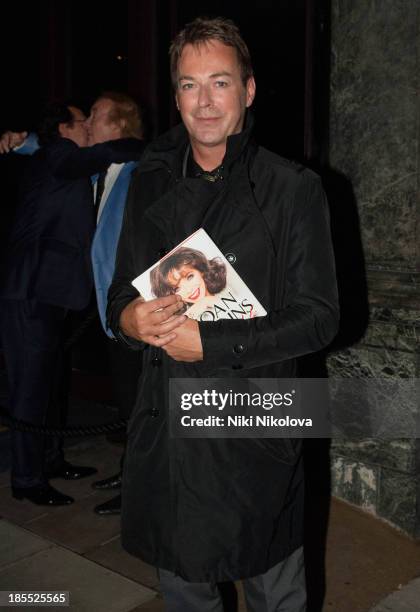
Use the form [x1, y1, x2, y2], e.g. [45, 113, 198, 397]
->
[1, 132, 144, 177]
[0, 131, 34, 154]
[164, 171, 339, 368]
[199, 172, 339, 370]
[107, 176, 186, 350]
[107, 174, 148, 349]
[52, 138, 145, 179]
[14, 132, 38, 154]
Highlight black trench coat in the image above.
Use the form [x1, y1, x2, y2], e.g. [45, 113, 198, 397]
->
[107, 117, 339, 582]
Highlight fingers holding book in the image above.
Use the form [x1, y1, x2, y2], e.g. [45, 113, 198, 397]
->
[119, 294, 186, 347]
[161, 318, 203, 362]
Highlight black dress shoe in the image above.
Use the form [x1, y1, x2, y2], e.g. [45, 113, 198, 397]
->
[92, 472, 122, 490]
[12, 484, 74, 506]
[94, 494, 121, 515]
[47, 461, 97, 480]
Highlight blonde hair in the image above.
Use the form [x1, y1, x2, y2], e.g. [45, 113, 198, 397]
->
[98, 91, 143, 138]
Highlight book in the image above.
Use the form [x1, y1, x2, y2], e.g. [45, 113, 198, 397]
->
[131, 228, 267, 321]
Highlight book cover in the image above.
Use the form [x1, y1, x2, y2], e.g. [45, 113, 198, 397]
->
[131, 228, 267, 322]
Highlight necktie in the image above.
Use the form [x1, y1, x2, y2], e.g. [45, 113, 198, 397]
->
[94, 171, 107, 219]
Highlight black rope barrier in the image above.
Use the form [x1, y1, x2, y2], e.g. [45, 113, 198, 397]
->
[0, 405, 127, 436]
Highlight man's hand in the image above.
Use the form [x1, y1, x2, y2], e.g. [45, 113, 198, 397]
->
[162, 318, 203, 362]
[0, 131, 28, 154]
[119, 295, 186, 347]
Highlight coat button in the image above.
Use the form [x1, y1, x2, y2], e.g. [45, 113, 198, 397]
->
[233, 344, 245, 354]
[158, 248, 167, 258]
[149, 408, 160, 417]
[151, 357, 162, 367]
[225, 252, 236, 264]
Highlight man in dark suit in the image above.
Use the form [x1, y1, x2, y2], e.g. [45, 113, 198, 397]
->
[0, 102, 143, 505]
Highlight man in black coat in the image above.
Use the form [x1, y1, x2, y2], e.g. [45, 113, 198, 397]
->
[107, 17, 339, 612]
[0, 103, 143, 506]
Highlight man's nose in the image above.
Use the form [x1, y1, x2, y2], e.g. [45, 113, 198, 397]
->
[197, 84, 213, 107]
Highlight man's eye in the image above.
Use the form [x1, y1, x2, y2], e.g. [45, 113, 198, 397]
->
[215, 81, 228, 88]
[181, 83, 194, 91]
[187, 274, 194, 281]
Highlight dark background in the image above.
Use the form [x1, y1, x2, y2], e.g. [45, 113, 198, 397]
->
[0, 0, 330, 246]
[0, 0, 330, 159]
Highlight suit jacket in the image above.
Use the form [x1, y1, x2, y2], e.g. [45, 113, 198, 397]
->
[1, 137, 143, 311]
[91, 161, 139, 335]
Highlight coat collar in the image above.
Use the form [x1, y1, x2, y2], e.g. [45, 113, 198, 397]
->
[140, 111, 256, 178]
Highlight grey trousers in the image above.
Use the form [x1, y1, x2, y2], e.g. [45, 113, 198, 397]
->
[159, 546, 306, 612]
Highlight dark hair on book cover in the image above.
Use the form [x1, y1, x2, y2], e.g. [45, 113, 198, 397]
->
[150, 247, 227, 301]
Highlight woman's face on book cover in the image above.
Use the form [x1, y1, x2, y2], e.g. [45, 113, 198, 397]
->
[167, 265, 208, 304]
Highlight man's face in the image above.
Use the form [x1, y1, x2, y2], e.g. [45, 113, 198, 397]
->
[175, 40, 255, 154]
[86, 98, 122, 145]
[59, 106, 88, 147]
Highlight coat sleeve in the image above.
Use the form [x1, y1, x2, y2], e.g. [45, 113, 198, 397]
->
[198, 170, 339, 371]
[13, 132, 39, 155]
[106, 173, 146, 351]
[51, 138, 145, 179]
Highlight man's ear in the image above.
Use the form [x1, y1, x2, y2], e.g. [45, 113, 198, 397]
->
[58, 121, 70, 139]
[245, 77, 256, 108]
[175, 92, 180, 111]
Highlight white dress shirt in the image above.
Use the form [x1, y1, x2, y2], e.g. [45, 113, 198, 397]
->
[94, 163, 124, 223]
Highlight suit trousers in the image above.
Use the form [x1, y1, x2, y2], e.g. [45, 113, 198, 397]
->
[159, 546, 306, 612]
[0, 298, 68, 488]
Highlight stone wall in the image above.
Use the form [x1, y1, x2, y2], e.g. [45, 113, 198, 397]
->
[328, 0, 420, 536]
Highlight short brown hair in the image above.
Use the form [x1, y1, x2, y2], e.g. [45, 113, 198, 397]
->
[169, 16, 253, 89]
[98, 91, 143, 138]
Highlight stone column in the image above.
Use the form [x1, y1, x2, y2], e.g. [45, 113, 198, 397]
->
[328, 0, 420, 536]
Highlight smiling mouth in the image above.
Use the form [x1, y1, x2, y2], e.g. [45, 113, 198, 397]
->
[188, 287, 201, 301]
[195, 116, 221, 121]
